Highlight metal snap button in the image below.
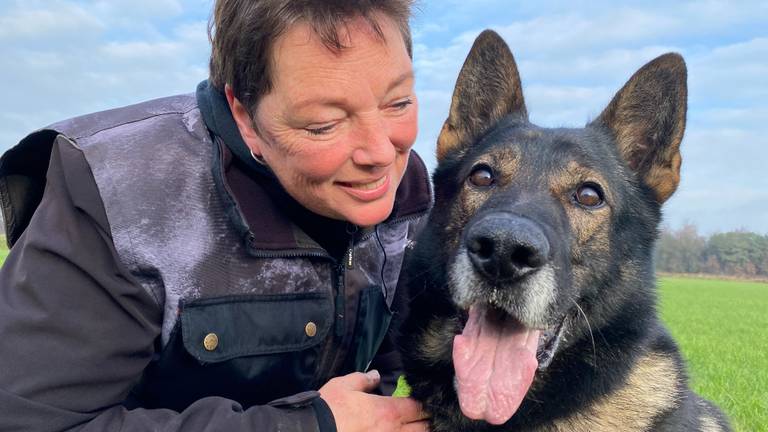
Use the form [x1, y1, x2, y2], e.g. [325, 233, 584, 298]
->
[203, 333, 219, 351]
[305, 322, 317, 338]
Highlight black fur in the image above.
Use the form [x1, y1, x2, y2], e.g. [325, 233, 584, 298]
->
[396, 31, 730, 432]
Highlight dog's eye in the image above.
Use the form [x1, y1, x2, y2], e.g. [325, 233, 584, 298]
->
[574, 183, 604, 208]
[468, 165, 495, 187]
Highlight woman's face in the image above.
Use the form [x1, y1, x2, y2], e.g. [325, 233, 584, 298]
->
[230, 14, 417, 228]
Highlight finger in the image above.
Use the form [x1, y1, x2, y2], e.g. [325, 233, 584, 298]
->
[400, 420, 430, 432]
[335, 370, 381, 392]
[393, 397, 429, 423]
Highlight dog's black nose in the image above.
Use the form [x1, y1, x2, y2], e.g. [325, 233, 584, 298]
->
[465, 213, 550, 281]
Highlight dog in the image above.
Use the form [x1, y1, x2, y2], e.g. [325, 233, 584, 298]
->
[396, 30, 731, 431]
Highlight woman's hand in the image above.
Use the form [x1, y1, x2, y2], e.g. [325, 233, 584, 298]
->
[319, 370, 429, 432]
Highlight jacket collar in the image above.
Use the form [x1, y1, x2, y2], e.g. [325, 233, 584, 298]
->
[196, 80, 272, 177]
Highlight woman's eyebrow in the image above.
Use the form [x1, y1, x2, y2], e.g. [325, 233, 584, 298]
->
[386, 70, 415, 94]
[291, 96, 349, 111]
[290, 71, 415, 111]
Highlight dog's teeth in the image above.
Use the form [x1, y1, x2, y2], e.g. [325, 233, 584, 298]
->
[490, 288, 500, 306]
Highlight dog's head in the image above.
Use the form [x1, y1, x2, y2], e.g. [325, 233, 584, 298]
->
[427, 30, 687, 424]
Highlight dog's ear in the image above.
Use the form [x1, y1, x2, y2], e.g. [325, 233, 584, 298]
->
[591, 53, 687, 203]
[437, 30, 527, 161]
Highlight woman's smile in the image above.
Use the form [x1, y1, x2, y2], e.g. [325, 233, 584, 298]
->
[336, 174, 391, 201]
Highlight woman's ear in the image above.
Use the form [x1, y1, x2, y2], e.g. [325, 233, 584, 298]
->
[225, 85, 264, 156]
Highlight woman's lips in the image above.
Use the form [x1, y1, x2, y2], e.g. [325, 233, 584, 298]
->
[336, 174, 390, 201]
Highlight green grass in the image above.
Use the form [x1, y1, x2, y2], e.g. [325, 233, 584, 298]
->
[659, 276, 768, 432]
[0, 236, 8, 263]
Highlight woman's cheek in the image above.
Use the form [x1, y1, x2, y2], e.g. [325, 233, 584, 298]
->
[390, 105, 418, 151]
[289, 140, 350, 182]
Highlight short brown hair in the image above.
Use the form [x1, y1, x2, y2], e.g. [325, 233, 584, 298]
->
[208, 0, 414, 116]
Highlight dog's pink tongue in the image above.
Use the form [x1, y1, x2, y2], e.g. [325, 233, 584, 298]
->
[453, 305, 540, 425]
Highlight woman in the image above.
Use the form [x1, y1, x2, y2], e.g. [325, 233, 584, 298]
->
[0, 1, 431, 431]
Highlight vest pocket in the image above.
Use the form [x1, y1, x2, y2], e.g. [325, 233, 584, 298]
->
[128, 292, 334, 411]
[181, 292, 333, 362]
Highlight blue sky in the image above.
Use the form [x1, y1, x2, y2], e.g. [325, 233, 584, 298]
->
[1, 0, 766, 234]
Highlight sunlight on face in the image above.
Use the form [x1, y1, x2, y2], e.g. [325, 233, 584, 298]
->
[234, 14, 417, 227]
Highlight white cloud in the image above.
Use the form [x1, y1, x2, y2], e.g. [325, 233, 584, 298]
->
[411, 22, 447, 41]
[101, 41, 183, 61]
[664, 125, 768, 233]
[93, 0, 184, 19]
[412, 89, 452, 170]
[1, 0, 765, 234]
[688, 37, 768, 105]
[0, 1, 211, 147]
[691, 107, 768, 130]
[519, 45, 683, 85]
[0, 1, 104, 41]
[493, 10, 678, 55]
[523, 85, 612, 127]
[410, 1, 767, 234]
[665, 188, 768, 235]
[413, 40, 471, 90]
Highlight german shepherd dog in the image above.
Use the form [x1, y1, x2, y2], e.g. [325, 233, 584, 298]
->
[396, 30, 731, 431]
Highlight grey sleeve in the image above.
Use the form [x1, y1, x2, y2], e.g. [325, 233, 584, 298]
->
[0, 137, 330, 432]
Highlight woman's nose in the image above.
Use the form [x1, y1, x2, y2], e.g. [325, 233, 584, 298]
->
[351, 117, 396, 167]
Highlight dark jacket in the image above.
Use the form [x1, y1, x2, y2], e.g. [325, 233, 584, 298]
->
[0, 82, 432, 431]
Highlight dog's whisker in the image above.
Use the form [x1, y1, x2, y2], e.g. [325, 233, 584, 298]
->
[524, 393, 544, 404]
[571, 298, 597, 366]
[407, 259, 450, 281]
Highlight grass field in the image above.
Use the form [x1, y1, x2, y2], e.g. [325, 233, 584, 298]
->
[0, 241, 763, 429]
[0, 235, 8, 263]
[659, 276, 768, 432]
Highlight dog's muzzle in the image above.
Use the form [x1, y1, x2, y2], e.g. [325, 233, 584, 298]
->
[465, 212, 550, 282]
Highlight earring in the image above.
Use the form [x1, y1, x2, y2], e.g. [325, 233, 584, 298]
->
[250, 148, 267, 166]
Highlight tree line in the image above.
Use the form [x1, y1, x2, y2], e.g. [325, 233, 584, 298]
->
[655, 224, 768, 277]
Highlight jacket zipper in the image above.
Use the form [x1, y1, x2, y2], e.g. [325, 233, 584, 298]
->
[356, 213, 426, 242]
[335, 233, 355, 338]
[334, 262, 345, 338]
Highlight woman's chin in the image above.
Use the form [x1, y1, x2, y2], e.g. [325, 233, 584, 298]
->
[342, 199, 396, 228]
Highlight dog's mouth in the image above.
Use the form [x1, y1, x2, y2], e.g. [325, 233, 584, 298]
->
[453, 303, 566, 425]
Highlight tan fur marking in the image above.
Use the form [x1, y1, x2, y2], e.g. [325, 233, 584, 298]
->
[523, 129, 542, 139]
[488, 147, 520, 185]
[444, 146, 520, 244]
[545, 353, 680, 432]
[461, 186, 490, 215]
[437, 111, 462, 160]
[565, 203, 609, 248]
[443, 192, 480, 250]
[699, 414, 722, 432]
[418, 317, 460, 365]
[645, 151, 682, 202]
[549, 162, 612, 248]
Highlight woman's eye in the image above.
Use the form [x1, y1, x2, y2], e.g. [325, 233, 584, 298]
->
[304, 124, 335, 136]
[574, 183, 604, 208]
[468, 165, 494, 187]
[391, 98, 413, 111]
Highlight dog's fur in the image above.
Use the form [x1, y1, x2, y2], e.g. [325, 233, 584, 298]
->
[396, 30, 731, 431]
